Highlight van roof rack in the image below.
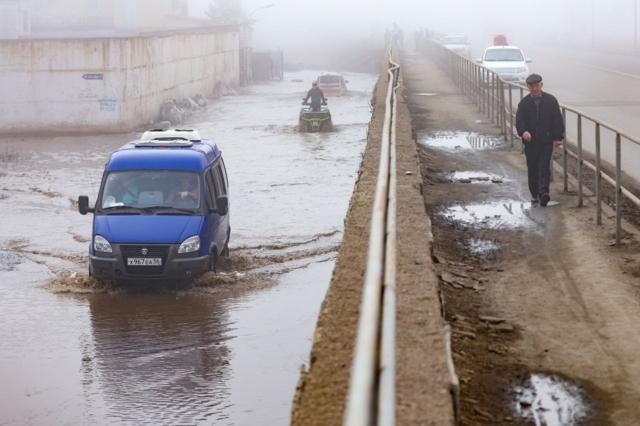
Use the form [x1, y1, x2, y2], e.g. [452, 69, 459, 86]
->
[136, 129, 203, 147]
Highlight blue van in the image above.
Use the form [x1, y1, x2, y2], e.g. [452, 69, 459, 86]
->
[78, 129, 230, 281]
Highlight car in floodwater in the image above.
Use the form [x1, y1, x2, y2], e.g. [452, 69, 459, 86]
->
[77, 129, 230, 282]
[478, 45, 531, 84]
[317, 74, 348, 96]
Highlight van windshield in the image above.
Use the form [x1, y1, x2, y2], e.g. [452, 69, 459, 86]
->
[101, 171, 201, 211]
[484, 49, 524, 62]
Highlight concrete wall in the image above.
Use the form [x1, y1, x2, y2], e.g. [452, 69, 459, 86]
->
[0, 26, 240, 134]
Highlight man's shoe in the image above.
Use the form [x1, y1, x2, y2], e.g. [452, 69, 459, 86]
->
[540, 193, 550, 207]
[531, 197, 539, 204]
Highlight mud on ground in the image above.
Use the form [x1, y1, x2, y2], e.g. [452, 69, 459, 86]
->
[405, 50, 640, 425]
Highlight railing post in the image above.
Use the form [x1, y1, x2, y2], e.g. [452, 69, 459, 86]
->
[563, 109, 568, 192]
[501, 80, 506, 136]
[485, 71, 489, 120]
[577, 114, 583, 207]
[491, 73, 496, 123]
[463, 59, 466, 94]
[595, 123, 602, 225]
[463, 59, 467, 95]
[519, 87, 524, 105]
[498, 79, 504, 135]
[509, 84, 514, 147]
[482, 68, 489, 117]
[476, 66, 480, 107]
[615, 133, 622, 246]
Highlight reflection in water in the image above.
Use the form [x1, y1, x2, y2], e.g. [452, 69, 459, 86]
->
[417, 131, 506, 151]
[464, 239, 500, 257]
[440, 200, 541, 232]
[514, 374, 590, 426]
[447, 171, 504, 184]
[86, 294, 231, 425]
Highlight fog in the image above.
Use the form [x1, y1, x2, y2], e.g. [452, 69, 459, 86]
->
[190, 0, 639, 57]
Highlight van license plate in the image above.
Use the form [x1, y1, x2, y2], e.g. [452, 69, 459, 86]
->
[127, 258, 162, 266]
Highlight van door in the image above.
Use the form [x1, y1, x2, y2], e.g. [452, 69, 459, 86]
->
[204, 161, 230, 257]
[212, 161, 230, 253]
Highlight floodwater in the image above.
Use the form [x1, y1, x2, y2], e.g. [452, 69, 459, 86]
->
[0, 70, 376, 425]
[513, 374, 590, 426]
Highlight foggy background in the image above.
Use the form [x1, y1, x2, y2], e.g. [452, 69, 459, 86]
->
[190, 0, 639, 58]
[3, 0, 638, 70]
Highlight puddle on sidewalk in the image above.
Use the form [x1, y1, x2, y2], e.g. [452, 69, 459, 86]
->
[464, 239, 500, 258]
[418, 131, 506, 152]
[440, 200, 539, 232]
[414, 92, 438, 96]
[513, 374, 590, 425]
[446, 171, 504, 184]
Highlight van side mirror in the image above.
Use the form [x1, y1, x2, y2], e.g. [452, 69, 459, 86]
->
[78, 195, 95, 215]
[215, 196, 229, 216]
[476, 58, 483, 64]
[526, 58, 532, 63]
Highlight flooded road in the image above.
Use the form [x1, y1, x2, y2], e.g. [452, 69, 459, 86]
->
[0, 70, 376, 425]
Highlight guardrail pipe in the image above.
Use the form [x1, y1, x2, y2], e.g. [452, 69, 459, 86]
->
[616, 133, 622, 246]
[577, 114, 584, 207]
[509, 84, 514, 147]
[595, 123, 602, 225]
[563, 109, 568, 192]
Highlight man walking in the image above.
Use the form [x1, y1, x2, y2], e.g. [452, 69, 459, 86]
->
[516, 73, 565, 207]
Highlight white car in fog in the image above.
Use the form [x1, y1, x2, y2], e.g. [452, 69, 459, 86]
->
[478, 46, 531, 84]
[441, 33, 471, 58]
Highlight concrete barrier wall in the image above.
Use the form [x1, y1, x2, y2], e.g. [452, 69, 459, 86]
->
[0, 27, 240, 134]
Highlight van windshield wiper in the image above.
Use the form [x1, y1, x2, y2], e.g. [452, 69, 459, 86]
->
[140, 206, 196, 215]
[102, 205, 143, 215]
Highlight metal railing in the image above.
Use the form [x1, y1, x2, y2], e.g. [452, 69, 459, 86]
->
[344, 49, 400, 426]
[431, 41, 640, 245]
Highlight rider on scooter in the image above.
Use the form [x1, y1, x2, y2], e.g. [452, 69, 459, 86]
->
[302, 81, 327, 112]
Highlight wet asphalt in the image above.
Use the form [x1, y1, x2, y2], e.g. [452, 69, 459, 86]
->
[0, 70, 376, 425]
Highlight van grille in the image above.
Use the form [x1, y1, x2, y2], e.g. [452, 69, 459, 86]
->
[121, 245, 169, 276]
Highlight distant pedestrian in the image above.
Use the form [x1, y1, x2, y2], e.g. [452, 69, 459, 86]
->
[516, 73, 564, 207]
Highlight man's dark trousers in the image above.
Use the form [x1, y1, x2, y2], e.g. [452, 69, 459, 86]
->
[524, 141, 553, 199]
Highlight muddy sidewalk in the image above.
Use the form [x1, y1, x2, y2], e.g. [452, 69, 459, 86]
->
[405, 50, 640, 425]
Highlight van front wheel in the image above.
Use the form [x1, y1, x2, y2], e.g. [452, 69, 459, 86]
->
[209, 251, 218, 273]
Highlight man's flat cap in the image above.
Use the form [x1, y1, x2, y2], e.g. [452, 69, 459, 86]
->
[526, 73, 543, 84]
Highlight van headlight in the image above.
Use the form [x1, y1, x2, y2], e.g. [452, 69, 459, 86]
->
[518, 67, 528, 73]
[94, 235, 113, 253]
[178, 235, 200, 254]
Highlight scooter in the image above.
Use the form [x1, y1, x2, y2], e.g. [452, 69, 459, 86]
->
[299, 99, 332, 132]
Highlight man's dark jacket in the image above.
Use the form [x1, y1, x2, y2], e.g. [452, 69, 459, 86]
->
[304, 87, 326, 105]
[516, 92, 564, 144]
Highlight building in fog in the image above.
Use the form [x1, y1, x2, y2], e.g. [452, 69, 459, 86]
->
[1, 0, 202, 39]
[0, 0, 31, 39]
